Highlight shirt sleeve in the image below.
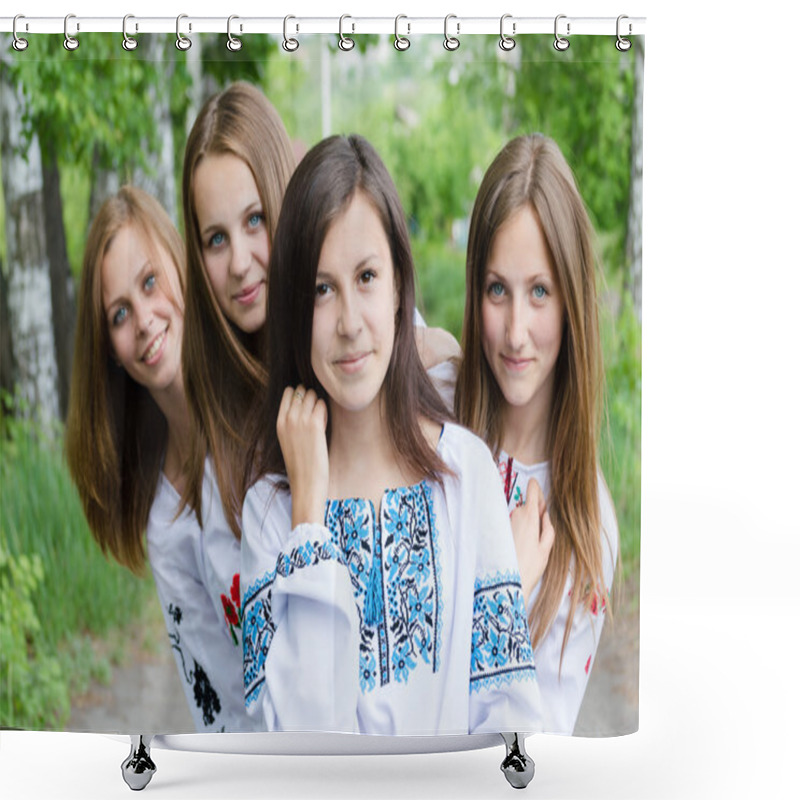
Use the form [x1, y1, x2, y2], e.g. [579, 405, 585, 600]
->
[240, 479, 361, 732]
[452, 437, 545, 734]
[147, 523, 237, 733]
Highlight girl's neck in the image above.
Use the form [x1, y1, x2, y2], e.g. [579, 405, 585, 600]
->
[327, 399, 418, 509]
[500, 394, 552, 467]
[150, 378, 192, 496]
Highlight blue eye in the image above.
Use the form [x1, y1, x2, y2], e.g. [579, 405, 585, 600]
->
[533, 285, 547, 300]
[487, 281, 504, 298]
[144, 273, 156, 291]
[248, 212, 264, 229]
[208, 231, 225, 248]
[112, 306, 128, 327]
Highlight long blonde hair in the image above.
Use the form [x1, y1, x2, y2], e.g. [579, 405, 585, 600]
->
[181, 81, 295, 538]
[65, 186, 185, 573]
[455, 134, 611, 662]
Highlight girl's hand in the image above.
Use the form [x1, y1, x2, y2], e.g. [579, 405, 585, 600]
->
[277, 385, 329, 528]
[415, 326, 462, 369]
[510, 478, 555, 600]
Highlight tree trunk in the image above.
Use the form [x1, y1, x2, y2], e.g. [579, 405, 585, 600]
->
[131, 34, 177, 222]
[0, 59, 60, 423]
[41, 140, 76, 421]
[0, 255, 15, 401]
[625, 36, 644, 324]
[88, 143, 121, 224]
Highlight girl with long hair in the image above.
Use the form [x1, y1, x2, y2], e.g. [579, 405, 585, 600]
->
[455, 134, 618, 734]
[239, 135, 542, 735]
[65, 186, 255, 732]
[180, 81, 296, 540]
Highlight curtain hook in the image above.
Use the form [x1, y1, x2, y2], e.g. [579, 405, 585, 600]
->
[394, 15, 410, 51]
[227, 15, 243, 51]
[122, 14, 138, 51]
[339, 14, 355, 51]
[12, 14, 29, 51]
[64, 13, 79, 51]
[554, 14, 570, 51]
[443, 14, 460, 51]
[175, 14, 192, 50]
[282, 15, 299, 52]
[616, 15, 632, 51]
[499, 14, 516, 51]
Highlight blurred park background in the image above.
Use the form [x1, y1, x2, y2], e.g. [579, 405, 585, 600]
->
[1, 33, 642, 730]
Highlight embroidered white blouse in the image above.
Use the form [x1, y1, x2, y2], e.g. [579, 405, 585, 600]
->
[146, 461, 258, 733]
[241, 423, 544, 735]
[497, 454, 619, 735]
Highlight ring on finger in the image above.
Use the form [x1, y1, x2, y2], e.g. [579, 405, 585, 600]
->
[294, 389, 305, 400]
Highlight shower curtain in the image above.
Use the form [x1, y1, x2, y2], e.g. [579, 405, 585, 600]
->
[1, 23, 641, 742]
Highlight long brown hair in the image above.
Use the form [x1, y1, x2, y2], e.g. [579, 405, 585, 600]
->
[245, 134, 452, 489]
[455, 134, 612, 662]
[181, 81, 295, 538]
[65, 186, 185, 574]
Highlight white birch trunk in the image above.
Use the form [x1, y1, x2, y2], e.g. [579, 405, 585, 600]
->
[0, 57, 60, 423]
[131, 34, 177, 223]
[625, 36, 644, 325]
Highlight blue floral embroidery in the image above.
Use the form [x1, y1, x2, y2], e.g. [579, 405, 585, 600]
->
[242, 538, 344, 707]
[470, 571, 536, 692]
[326, 482, 441, 693]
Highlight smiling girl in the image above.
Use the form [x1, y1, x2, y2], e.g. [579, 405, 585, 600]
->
[455, 134, 618, 734]
[65, 187, 255, 732]
[238, 135, 542, 735]
[181, 81, 296, 539]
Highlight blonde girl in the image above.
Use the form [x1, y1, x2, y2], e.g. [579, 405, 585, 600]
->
[181, 81, 296, 539]
[455, 134, 618, 734]
[65, 187, 255, 732]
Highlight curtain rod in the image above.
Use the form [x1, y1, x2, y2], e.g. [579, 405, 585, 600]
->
[1, 15, 646, 38]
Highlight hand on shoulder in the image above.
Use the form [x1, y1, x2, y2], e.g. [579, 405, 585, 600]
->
[414, 325, 461, 370]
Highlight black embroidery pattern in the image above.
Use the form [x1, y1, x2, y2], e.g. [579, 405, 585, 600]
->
[165, 603, 222, 728]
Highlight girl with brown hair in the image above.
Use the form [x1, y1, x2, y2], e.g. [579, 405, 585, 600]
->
[454, 134, 618, 734]
[180, 81, 296, 540]
[65, 186, 255, 732]
[239, 135, 542, 735]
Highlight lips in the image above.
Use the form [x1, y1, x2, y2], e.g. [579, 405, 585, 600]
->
[234, 281, 263, 306]
[142, 328, 167, 364]
[501, 354, 534, 372]
[334, 351, 371, 374]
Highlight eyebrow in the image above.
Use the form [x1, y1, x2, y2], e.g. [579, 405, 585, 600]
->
[316, 254, 379, 282]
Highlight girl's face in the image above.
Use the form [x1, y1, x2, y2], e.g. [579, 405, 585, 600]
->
[101, 223, 184, 395]
[311, 191, 397, 420]
[481, 204, 564, 419]
[193, 153, 269, 334]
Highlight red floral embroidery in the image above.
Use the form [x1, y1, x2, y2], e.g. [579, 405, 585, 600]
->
[220, 573, 243, 646]
[589, 591, 607, 616]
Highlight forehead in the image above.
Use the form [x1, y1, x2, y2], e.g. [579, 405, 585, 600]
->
[487, 204, 554, 279]
[193, 152, 259, 221]
[318, 191, 391, 272]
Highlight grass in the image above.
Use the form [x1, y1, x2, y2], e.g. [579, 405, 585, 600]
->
[1, 399, 151, 729]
